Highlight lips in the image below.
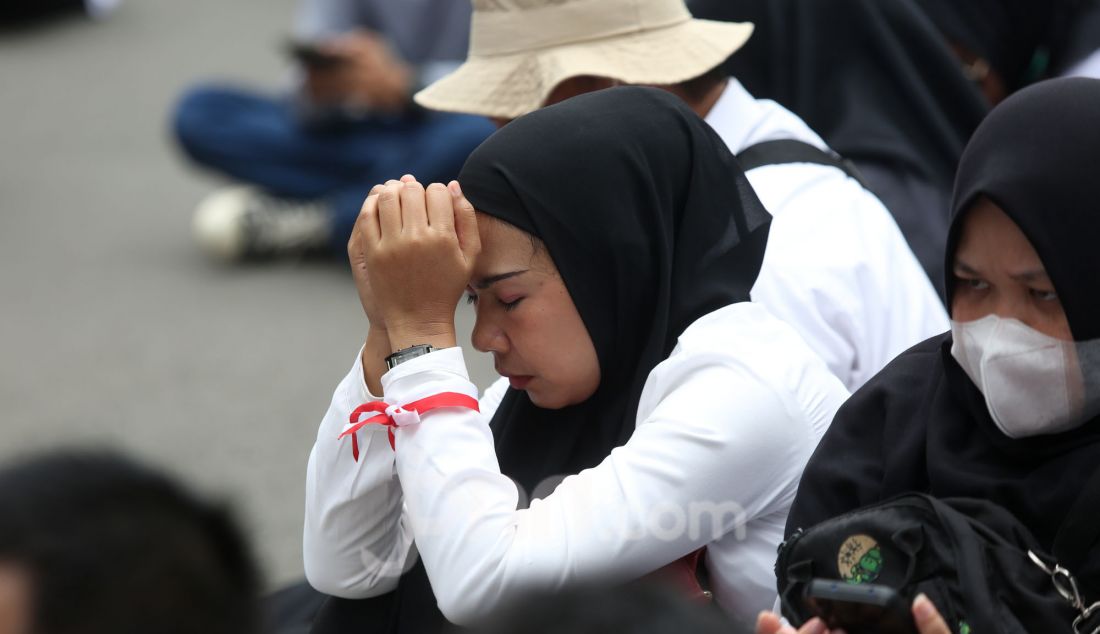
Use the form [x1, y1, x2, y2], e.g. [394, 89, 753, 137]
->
[507, 375, 533, 390]
[497, 364, 534, 390]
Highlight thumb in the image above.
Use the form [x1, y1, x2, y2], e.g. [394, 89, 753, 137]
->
[449, 181, 481, 262]
[912, 594, 951, 634]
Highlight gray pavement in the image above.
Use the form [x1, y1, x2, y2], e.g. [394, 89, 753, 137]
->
[0, 0, 494, 589]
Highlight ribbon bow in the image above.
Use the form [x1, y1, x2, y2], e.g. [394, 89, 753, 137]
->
[339, 392, 480, 461]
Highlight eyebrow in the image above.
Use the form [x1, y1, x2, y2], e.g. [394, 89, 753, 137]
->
[954, 260, 979, 276]
[954, 259, 1049, 283]
[473, 270, 528, 289]
[1010, 269, 1050, 283]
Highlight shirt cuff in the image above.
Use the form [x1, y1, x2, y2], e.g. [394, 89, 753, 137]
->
[380, 347, 477, 405]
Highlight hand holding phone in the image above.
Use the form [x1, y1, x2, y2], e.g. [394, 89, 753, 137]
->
[286, 40, 347, 70]
[286, 32, 412, 110]
[803, 579, 919, 634]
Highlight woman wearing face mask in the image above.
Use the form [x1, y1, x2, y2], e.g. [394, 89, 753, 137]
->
[302, 87, 850, 631]
[782, 77, 1100, 599]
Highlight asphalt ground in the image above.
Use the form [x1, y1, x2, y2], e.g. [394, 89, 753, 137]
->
[0, 0, 495, 588]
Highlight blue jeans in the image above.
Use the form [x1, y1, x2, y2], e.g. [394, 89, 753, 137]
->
[172, 84, 495, 253]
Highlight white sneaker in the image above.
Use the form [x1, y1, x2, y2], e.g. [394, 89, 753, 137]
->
[192, 186, 331, 261]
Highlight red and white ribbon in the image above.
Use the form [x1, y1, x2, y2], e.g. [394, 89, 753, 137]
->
[339, 392, 480, 461]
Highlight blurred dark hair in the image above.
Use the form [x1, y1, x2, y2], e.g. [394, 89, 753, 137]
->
[466, 581, 752, 634]
[0, 450, 260, 634]
[676, 65, 732, 104]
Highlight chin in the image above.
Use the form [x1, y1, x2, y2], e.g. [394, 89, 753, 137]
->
[528, 387, 580, 411]
[527, 386, 594, 410]
[527, 390, 567, 410]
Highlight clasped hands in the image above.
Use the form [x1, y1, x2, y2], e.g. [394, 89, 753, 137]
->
[349, 175, 480, 371]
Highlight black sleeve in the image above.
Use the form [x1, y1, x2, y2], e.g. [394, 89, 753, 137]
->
[784, 334, 947, 538]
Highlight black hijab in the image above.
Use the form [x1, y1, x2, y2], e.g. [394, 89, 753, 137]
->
[688, 0, 989, 294]
[786, 77, 1100, 593]
[313, 86, 772, 634]
[946, 77, 1100, 341]
[460, 86, 771, 493]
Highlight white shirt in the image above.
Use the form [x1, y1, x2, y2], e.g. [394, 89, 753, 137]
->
[1065, 49, 1100, 79]
[706, 80, 949, 390]
[304, 303, 850, 625]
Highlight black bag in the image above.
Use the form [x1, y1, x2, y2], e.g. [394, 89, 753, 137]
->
[776, 493, 1100, 633]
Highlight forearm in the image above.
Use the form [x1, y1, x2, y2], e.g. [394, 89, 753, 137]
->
[362, 323, 457, 394]
[362, 327, 391, 396]
[304, 349, 411, 597]
[386, 321, 457, 355]
[384, 356, 787, 625]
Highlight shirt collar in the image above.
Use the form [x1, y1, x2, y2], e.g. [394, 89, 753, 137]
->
[704, 78, 829, 154]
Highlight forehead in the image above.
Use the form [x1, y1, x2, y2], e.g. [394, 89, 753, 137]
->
[474, 213, 546, 273]
[956, 199, 1044, 268]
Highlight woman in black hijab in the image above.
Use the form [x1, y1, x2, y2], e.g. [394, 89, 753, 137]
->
[303, 86, 849, 632]
[784, 77, 1100, 598]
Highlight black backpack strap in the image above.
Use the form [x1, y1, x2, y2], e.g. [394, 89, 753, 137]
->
[1054, 467, 1100, 566]
[736, 139, 871, 190]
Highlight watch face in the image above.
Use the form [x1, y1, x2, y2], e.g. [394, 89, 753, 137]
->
[386, 345, 434, 369]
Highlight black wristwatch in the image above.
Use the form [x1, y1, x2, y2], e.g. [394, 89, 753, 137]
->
[385, 344, 436, 370]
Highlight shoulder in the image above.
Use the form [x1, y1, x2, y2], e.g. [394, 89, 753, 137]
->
[854, 333, 948, 397]
[643, 304, 850, 440]
[480, 377, 509, 419]
[787, 333, 949, 532]
[833, 332, 949, 429]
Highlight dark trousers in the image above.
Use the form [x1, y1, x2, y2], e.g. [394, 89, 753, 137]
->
[172, 84, 495, 253]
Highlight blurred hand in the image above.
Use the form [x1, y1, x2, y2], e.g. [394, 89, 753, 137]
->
[305, 30, 412, 111]
[755, 594, 951, 634]
[352, 175, 480, 353]
[755, 614, 825, 634]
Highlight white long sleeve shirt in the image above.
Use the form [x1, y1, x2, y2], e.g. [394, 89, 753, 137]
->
[707, 80, 949, 390]
[304, 303, 849, 625]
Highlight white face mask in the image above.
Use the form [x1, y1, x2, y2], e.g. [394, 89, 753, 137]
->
[950, 315, 1100, 439]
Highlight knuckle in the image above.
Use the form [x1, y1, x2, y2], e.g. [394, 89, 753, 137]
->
[374, 248, 396, 265]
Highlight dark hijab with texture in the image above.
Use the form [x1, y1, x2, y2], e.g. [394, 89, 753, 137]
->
[462, 86, 771, 493]
[313, 86, 772, 633]
[786, 78, 1100, 594]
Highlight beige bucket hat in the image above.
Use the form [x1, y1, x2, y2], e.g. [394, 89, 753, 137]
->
[413, 0, 754, 119]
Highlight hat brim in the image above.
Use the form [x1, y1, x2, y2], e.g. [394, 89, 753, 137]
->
[414, 19, 754, 119]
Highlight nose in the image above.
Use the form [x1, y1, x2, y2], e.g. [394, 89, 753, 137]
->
[983, 288, 1053, 335]
[471, 309, 508, 354]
